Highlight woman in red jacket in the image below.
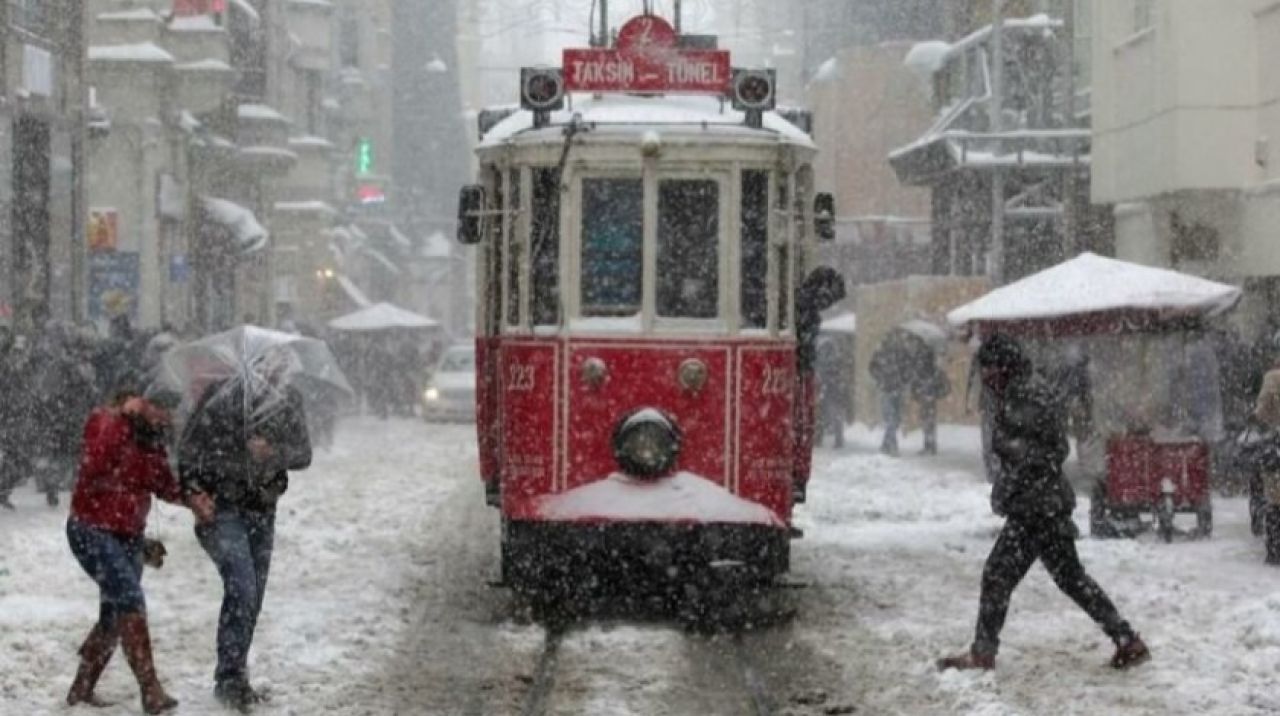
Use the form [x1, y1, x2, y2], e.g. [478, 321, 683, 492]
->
[65, 389, 213, 713]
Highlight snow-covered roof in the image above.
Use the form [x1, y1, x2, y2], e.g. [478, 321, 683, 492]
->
[97, 8, 162, 22]
[168, 14, 223, 32]
[274, 200, 338, 215]
[289, 135, 335, 149]
[88, 43, 175, 64]
[535, 472, 785, 526]
[286, 0, 334, 8]
[947, 253, 1243, 329]
[240, 146, 299, 162]
[329, 303, 438, 331]
[238, 103, 290, 123]
[903, 41, 951, 78]
[480, 94, 816, 150]
[201, 197, 268, 253]
[812, 56, 841, 83]
[175, 59, 234, 73]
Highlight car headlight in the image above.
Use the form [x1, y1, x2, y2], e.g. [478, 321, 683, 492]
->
[612, 408, 681, 478]
[424, 387, 440, 402]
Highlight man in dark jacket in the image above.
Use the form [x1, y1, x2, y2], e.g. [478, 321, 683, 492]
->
[179, 350, 311, 710]
[939, 334, 1150, 672]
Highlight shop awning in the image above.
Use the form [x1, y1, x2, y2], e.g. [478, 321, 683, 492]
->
[201, 197, 268, 254]
[329, 302, 439, 332]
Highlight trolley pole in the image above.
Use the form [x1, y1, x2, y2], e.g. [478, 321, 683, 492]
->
[598, 0, 609, 47]
[988, 0, 1006, 282]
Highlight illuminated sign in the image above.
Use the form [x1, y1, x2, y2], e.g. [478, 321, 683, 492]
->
[356, 138, 374, 175]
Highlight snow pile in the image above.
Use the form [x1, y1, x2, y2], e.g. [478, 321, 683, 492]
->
[237, 103, 290, 123]
[948, 252, 1242, 328]
[537, 472, 785, 526]
[904, 41, 951, 77]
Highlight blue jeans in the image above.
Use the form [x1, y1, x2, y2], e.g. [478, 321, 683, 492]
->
[66, 519, 146, 629]
[196, 507, 276, 685]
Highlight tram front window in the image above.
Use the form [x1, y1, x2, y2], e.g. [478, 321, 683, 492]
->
[581, 178, 643, 317]
[657, 179, 719, 319]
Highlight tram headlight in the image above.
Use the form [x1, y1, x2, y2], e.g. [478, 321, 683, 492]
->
[612, 409, 682, 479]
[424, 386, 440, 402]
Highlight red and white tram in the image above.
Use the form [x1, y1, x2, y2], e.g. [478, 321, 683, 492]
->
[457, 14, 836, 589]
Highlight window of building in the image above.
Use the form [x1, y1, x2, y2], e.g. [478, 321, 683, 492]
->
[339, 11, 360, 68]
[657, 179, 720, 319]
[530, 168, 561, 326]
[740, 170, 770, 329]
[581, 178, 643, 317]
[1134, 0, 1155, 32]
[9, 0, 48, 36]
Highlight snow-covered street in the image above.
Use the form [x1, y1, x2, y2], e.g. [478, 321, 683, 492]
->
[2, 417, 1279, 715]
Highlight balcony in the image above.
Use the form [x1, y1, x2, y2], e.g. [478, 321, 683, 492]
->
[93, 8, 164, 45]
[284, 0, 334, 72]
[237, 103, 297, 176]
[165, 13, 231, 66]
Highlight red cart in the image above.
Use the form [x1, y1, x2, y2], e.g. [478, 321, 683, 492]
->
[1094, 435, 1212, 541]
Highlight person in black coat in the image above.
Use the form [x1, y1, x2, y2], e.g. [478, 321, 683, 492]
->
[179, 349, 311, 710]
[938, 334, 1150, 672]
[870, 332, 914, 456]
[795, 267, 847, 374]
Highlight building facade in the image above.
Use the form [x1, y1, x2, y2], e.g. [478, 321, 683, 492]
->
[1091, 0, 1280, 335]
[0, 0, 87, 332]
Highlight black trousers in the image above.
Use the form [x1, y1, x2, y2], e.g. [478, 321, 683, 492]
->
[973, 515, 1134, 657]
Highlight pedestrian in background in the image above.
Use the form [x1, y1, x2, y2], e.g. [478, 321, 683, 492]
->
[65, 387, 213, 713]
[912, 350, 950, 456]
[938, 334, 1149, 672]
[870, 331, 912, 456]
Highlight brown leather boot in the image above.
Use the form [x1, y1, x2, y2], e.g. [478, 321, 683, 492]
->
[937, 649, 996, 671]
[1110, 635, 1151, 669]
[66, 623, 118, 707]
[117, 612, 178, 714]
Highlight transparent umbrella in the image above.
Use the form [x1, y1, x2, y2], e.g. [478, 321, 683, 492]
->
[156, 325, 354, 435]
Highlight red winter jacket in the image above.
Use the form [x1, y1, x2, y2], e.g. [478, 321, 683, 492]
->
[70, 408, 183, 536]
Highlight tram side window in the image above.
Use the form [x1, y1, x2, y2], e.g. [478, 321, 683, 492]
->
[740, 170, 769, 329]
[655, 180, 719, 319]
[506, 171, 522, 326]
[777, 179, 791, 331]
[531, 168, 561, 326]
[581, 178, 643, 317]
[487, 167, 505, 333]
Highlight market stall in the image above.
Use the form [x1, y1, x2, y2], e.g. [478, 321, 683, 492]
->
[949, 253, 1242, 541]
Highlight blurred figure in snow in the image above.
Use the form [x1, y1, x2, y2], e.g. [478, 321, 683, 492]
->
[911, 348, 950, 456]
[65, 386, 213, 713]
[938, 335, 1149, 672]
[870, 331, 913, 456]
[178, 347, 311, 711]
[814, 336, 851, 448]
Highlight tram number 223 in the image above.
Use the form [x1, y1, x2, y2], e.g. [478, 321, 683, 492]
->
[508, 364, 537, 392]
[761, 365, 791, 396]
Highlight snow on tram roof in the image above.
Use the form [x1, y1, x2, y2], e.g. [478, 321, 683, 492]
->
[479, 94, 815, 149]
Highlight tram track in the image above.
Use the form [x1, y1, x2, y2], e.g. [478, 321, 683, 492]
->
[516, 621, 785, 716]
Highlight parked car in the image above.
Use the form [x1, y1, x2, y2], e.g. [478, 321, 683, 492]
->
[422, 344, 476, 422]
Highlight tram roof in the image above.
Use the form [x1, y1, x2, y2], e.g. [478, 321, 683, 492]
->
[478, 94, 816, 151]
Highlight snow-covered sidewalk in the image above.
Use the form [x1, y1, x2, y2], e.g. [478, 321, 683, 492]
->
[799, 424, 1280, 715]
[0, 418, 473, 715]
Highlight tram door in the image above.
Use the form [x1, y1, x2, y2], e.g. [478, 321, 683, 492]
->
[477, 165, 509, 492]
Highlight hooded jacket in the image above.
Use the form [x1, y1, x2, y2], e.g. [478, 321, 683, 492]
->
[988, 368, 1075, 517]
[179, 378, 311, 513]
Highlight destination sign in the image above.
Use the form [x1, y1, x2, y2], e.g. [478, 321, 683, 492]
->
[563, 15, 731, 95]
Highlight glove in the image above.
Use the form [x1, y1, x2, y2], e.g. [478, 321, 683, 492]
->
[143, 538, 167, 569]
